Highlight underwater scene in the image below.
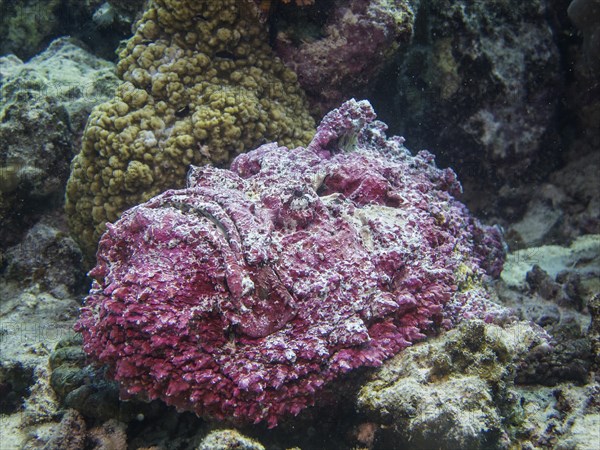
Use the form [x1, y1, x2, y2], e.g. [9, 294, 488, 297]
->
[0, 1, 599, 449]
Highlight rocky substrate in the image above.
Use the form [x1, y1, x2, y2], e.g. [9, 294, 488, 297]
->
[0, 234, 598, 449]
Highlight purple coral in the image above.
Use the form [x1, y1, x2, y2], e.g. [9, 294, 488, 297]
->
[75, 99, 504, 427]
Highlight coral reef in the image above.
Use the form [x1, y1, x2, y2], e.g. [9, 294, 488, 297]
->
[0, 277, 81, 447]
[2, 221, 85, 296]
[274, 0, 415, 117]
[48, 333, 162, 423]
[568, 0, 600, 73]
[21, 366, 61, 427]
[467, 238, 600, 448]
[503, 148, 600, 247]
[85, 419, 129, 449]
[357, 320, 549, 449]
[358, 317, 600, 449]
[0, 207, 86, 447]
[531, 2, 600, 248]
[510, 0, 599, 250]
[0, 38, 118, 252]
[76, 99, 504, 427]
[35, 410, 128, 450]
[38, 409, 87, 450]
[0, 361, 35, 415]
[370, 0, 562, 215]
[498, 236, 600, 386]
[549, 148, 600, 237]
[254, 0, 315, 19]
[500, 234, 600, 292]
[590, 293, 600, 379]
[0, 0, 595, 447]
[511, 267, 592, 386]
[513, 383, 600, 449]
[0, 0, 96, 59]
[281, 0, 315, 5]
[196, 429, 265, 450]
[107, 0, 148, 18]
[65, 0, 316, 259]
[0, 0, 128, 61]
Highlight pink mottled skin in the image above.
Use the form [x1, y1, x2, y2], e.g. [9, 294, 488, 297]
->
[75, 99, 505, 427]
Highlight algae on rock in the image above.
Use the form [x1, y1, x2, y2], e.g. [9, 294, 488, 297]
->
[0, 38, 118, 252]
[357, 320, 549, 449]
[65, 0, 316, 258]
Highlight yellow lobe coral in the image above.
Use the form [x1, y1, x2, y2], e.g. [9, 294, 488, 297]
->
[66, 0, 315, 259]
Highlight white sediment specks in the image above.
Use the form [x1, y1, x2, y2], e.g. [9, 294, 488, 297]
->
[241, 276, 255, 296]
[345, 316, 368, 334]
[289, 196, 310, 211]
[284, 348, 297, 363]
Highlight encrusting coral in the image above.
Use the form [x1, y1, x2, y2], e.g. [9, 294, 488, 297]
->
[75, 99, 505, 428]
[65, 0, 315, 258]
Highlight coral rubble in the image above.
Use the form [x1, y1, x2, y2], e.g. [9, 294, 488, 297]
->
[76, 99, 504, 427]
[65, 0, 316, 259]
